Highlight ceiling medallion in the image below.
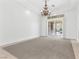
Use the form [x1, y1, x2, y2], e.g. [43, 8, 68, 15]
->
[41, 0, 51, 16]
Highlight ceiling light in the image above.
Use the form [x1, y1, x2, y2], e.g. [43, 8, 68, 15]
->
[41, 0, 50, 16]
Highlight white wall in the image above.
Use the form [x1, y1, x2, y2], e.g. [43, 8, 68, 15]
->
[77, 4, 79, 40]
[64, 8, 77, 39]
[0, 0, 40, 46]
[40, 16, 48, 36]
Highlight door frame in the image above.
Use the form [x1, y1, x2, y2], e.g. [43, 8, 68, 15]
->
[47, 14, 65, 38]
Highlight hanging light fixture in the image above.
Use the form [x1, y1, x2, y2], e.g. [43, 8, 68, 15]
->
[41, 0, 50, 16]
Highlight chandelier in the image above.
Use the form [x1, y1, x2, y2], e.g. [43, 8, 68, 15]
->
[41, 0, 50, 16]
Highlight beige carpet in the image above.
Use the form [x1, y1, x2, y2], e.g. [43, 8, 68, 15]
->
[4, 37, 75, 59]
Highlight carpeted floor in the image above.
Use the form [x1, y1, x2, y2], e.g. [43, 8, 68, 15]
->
[4, 37, 75, 59]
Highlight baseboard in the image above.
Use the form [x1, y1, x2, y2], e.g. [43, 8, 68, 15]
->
[1, 35, 40, 48]
[1, 36, 78, 48]
[63, 36, 77, 40]
[77, 39, 79, 42]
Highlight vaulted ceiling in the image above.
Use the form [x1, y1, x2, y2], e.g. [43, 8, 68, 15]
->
[16, 0, 78, 15]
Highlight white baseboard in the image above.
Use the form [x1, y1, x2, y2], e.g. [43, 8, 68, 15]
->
[64, 36, 77, 40]
[1, 35, 40, 48]
[1, 36, 78, 47]
[77, 39, 79, 42]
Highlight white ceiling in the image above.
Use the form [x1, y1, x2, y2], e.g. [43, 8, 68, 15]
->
[16, 0, 78, 15]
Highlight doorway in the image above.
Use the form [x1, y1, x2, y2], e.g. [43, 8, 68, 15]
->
[48, 15, 64, 38]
